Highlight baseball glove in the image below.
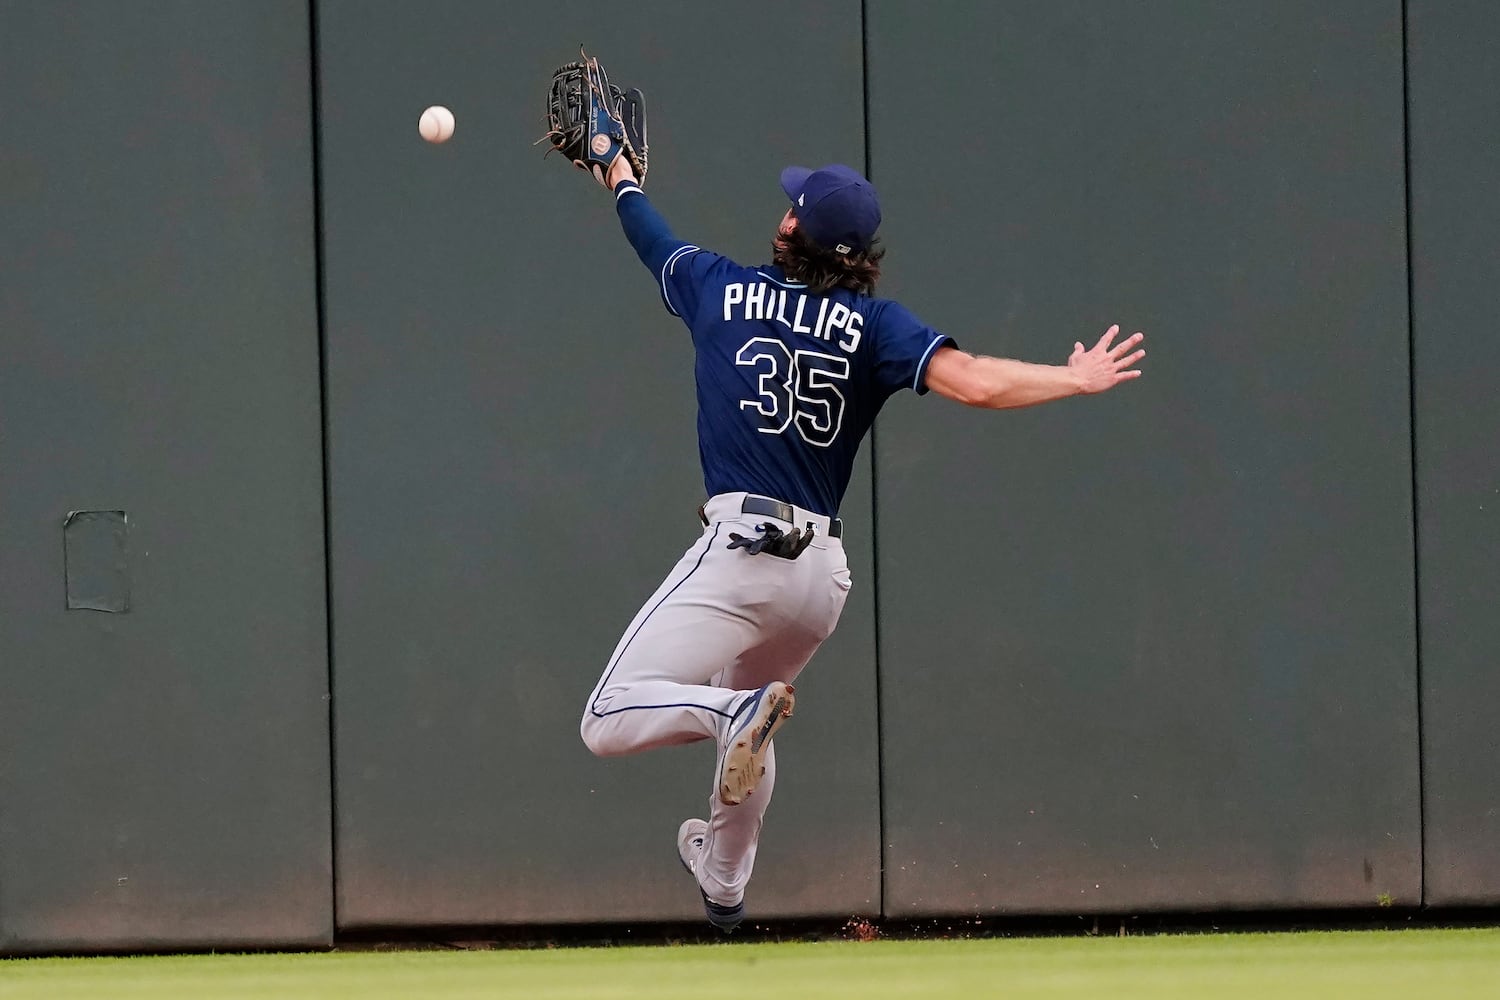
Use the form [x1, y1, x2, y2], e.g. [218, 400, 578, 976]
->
[543, 50, 648, 187]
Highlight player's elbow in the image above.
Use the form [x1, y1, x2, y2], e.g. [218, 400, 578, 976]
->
[936, 368, 1001, 408]
[950, 374, 1000, 408]
[925, 348, 998, 408]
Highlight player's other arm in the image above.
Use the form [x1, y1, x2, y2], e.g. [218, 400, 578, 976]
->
[924, 325, 1145, 409]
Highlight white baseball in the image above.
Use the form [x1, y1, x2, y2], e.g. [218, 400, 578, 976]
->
[419, 105, 455, 143]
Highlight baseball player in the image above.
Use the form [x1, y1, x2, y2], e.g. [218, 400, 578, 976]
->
[578, 154, 1144, 932]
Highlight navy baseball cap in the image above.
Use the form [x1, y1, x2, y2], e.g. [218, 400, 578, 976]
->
[779, 164, 882, 254]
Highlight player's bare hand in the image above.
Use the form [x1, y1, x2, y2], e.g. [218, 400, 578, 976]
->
[606, 154, 637, 190]
[1069, 325, 1145, 394]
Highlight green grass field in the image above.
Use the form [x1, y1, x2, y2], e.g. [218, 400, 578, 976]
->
[5, 929, 1500, 999]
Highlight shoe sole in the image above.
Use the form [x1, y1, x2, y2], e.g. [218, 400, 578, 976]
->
[718, 682, 795, 806]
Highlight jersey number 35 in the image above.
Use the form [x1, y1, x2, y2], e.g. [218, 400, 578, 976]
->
[735, 337, 849, 448]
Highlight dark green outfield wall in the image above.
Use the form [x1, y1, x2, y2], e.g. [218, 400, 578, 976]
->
[315, 0, 880, 928]
[868, 0, 1419, 916]
[1406, 0, 1500, 907]
[0, 0, 1495, 953]
[0, 0, 330, 953]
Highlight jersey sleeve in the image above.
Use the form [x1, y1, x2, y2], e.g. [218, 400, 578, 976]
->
[657, 244, 727, 321]
[869, 300, 955, 397]
[614, 181, 726, 321]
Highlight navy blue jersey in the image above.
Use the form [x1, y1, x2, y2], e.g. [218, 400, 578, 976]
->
[615, 182, 953, 516]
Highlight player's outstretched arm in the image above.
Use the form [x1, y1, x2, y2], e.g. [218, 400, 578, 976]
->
[925, 325, 1145, 409]
[608, 158, 698, 281]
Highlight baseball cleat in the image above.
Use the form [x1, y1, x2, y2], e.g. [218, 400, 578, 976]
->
[701, 893, 746, 933]
[717, 681, 795, 807]
[676, 818, 744, 933]
[676, 818, 708, 875]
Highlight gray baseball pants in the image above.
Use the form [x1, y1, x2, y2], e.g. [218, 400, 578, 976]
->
[580, 492, 852, 906]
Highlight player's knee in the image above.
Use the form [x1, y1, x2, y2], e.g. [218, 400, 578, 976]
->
[578, 708, 615, 758]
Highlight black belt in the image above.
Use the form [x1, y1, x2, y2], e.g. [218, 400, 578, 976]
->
[700, 496, 843, 539]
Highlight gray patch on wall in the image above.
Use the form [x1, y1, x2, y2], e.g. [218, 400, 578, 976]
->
[63, 510, 129, 612]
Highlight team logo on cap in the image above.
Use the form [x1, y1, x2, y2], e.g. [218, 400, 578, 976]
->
[836, 243, 852, 254]
[798, 194, 805, 206]
[591, 134, 611, 156]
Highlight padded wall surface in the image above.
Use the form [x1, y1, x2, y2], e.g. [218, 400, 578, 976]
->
[867, 0, 1419, 915]
[0, 0, 331, 952]
[1407, 0, 1500, 906]
[11, 0, 1500, 945]
[317, 0, 879, 926]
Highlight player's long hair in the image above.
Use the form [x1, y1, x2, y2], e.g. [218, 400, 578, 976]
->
[771, 220, 885, 296]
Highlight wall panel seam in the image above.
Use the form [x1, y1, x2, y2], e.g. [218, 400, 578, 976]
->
[1400, 0, 1427, 909]
[859, 0, 889, 921]
[307, 0, 341, 936]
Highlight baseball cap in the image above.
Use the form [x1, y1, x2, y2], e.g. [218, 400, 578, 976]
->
[779, 164, 882, 254]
